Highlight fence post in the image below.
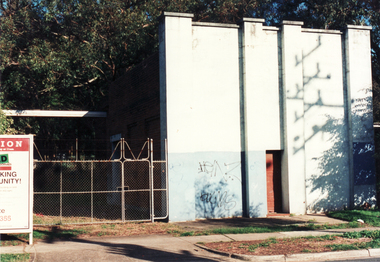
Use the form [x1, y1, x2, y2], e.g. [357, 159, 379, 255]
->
[150, 139, 154, 223]
[60, 162, 63, 224]
[121, 138, 125, 222]
[91, 162, 94, 222]
[165, 139, 169, 218]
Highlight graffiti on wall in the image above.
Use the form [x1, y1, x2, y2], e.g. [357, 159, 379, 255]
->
[198, 160, 241, 182]
[196, 159, 241, 217]
[200, 190, 237, 210]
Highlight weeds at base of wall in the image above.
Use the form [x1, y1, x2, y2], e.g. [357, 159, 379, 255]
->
[0, 253, 30, 262]
[204, 230, 380, 256]
[327, 209, 380, 226]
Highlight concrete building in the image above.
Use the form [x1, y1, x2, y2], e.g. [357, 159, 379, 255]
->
[108, 12, 375, 221]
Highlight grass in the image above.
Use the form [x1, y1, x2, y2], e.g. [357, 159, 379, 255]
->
[1, 221, 182, 246]
[101, 224, 116, 230]
[314, 230, 380, 251]
[247, 238, 278, 252]
[202, 222, 358, 236]
[213, 230, 380, 254]
[197, 208, 380, 237]
[326, 243, 360, 251]
[164, 218, 362, 237]
[180, 231, 194, 236]
[33, 213, 124, 225]
[1, 227, 93, 246]
[97, 232, 107, 237]
[167, 230, 180, 234]
[2, 209, 378, 247]
[327, 209, 380, 226]
[0, 253, 30, 262]
[31, 227, 90, 240]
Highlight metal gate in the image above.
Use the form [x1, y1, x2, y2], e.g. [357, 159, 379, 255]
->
[33, 139, 168, 225]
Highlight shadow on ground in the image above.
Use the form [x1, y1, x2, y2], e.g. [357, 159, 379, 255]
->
[41, 237, 221, 262]
[173, 214, 347, 232]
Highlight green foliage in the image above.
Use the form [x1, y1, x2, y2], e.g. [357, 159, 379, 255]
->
[342, 231, 363, 239]
[343, 230, 380, 239]
[247, 238, 278, 252]
[32, 231, 46, 240]
[347, 221, 361, 228]
[318, 235, 336, 241]
[205, 223, 357, 235]
[232, 229, 380, 254]
[0, 253, 30, 262]
[0, 0, 379, 139]
[167, 229, 180, 235]
[328, 209, 380, 226]
[365, 238, 380, 249]
[101, 224, 116, 230]
[335, 230, 380, 250]
[0, 109, 16, 134]
[97, 231, 107, 237]
[326, 243, 359, 251]
[180, 231, 194, 236]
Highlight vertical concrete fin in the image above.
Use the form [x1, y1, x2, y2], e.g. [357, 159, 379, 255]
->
[280, 21, 306, 214]
[159, 12, 196, 221]
[159, 14, 167, 159]
[238, 18, 266, 217]
[343, 25, 376, 207]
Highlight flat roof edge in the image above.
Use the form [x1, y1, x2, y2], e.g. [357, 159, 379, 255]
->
[3, 110, 107, 118]
[192, 21, 239, 28]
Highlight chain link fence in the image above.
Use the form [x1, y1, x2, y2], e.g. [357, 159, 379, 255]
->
[33, 139, 168, 225]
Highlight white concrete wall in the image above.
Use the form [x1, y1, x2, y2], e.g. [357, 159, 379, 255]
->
[281, 21, 306, 214]
[301, 30, 349, 211]
[240, 20, 281, 151]
[345, 26, 373, 143]
[159, 13, 196, 221]
[191, 24, 241, 152]
[191, 23, 242, 219]
[158, 12, 375, 221]
[239, 19, 282, 217]
[160, 14, 242, 221]
[344, 26, 376, 206]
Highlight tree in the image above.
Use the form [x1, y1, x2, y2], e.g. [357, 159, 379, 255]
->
[0, 0, 270, 136]
[0, 109, 16, 134]
[0, 0, 379, 135]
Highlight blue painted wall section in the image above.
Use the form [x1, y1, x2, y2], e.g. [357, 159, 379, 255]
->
[168, 153, 196, 221]
[195, 152, 242, 219]
[246, 151, 267, 217]
[168, 152, 242, 221]
[353, 142, 376, 185]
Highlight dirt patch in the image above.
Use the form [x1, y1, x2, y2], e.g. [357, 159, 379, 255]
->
[34, 222, 180, 238]
[1, 222, 182, 246]
[204, 236, 372, 256]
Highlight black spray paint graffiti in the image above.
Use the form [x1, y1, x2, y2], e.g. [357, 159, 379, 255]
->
[200, 190, 237, 210]
[198, 160, 241, 183]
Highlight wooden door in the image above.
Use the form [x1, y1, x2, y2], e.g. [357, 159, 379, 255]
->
[266, 151, 282, 213]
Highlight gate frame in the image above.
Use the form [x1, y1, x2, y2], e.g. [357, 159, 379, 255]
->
[33, 138, 168, 225]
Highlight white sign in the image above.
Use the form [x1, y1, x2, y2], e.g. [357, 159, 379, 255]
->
[0, 135, 33, 244]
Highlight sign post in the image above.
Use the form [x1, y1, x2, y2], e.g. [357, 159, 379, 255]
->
[0, 135, 34, 245]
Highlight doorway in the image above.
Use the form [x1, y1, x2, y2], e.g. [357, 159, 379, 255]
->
[266, 151, 282, 213]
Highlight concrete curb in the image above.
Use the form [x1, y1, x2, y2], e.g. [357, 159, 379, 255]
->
[195, 243, 380, 261]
